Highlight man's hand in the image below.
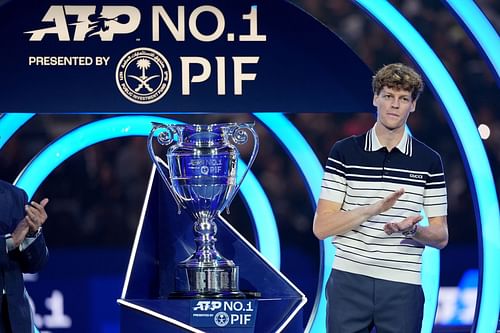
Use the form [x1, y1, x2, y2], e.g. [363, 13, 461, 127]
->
[10, 198, 49, 248]
[384, 215, 423, 235]
[370, 188, 405, 216]
[25, 198, 49, 234]
[371, 188, 423, 236]
[314, 188, 408, 239]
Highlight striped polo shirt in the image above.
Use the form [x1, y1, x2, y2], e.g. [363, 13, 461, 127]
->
[319, 127, 447, 285]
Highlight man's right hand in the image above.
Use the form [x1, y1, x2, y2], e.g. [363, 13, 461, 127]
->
[371, 188, 405, 215]
[313, 188, 406, 240]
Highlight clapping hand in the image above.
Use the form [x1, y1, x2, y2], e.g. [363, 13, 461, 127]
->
[384, 215, 423, 235]
[24, 198, 49, 234]
[11, 198, 49, 247]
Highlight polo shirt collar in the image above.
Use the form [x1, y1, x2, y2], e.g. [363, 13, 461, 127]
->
[364, 126, 413, 156]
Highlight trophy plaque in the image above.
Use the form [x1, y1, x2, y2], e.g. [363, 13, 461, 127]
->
[147, 122, 259, 298]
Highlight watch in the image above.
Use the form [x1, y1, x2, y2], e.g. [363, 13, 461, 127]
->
[26, 227, 42, 238]
[402, 224, 418, 238]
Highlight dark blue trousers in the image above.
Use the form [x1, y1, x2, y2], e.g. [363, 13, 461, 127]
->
[326, 269, 424, 333]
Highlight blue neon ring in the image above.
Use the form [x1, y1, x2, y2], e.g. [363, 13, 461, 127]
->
[445, 0, 500, 81]
[0, 113, 35, 149]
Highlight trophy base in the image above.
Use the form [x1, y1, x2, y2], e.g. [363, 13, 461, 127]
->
[171, 265, 258, 299]
[168, 290, 247, 299]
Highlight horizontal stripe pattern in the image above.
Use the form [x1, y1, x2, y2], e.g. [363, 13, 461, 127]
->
[320, 129, 447, 285]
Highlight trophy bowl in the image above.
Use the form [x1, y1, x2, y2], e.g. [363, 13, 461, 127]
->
[147, 122, 259, 298]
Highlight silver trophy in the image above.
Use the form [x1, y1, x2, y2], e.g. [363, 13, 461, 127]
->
[147, 122, 259, 298]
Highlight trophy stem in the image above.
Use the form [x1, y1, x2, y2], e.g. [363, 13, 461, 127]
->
[190, 216, 230, 266]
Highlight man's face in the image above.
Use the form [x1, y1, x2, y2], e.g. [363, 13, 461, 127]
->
[373, 86, 416, 131]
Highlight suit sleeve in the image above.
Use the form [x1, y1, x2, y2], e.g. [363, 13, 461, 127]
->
[0, 237, 8, 267]
[9, 186, 49, 273]
[0, 184, 26, 268]
[12, 233, 49, 273]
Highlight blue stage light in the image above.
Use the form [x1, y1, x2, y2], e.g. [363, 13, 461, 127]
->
[354, 1, 500, 333]
[445, 0, 500, 80]
[253, 113, 330, 331]
[0, 113, 35, 149]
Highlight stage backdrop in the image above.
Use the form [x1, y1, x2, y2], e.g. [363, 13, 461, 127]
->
[4, 0, 497, 332]
[0, 0, 372, 113]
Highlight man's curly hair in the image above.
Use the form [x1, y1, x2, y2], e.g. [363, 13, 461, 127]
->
[372, 63, 424, 101]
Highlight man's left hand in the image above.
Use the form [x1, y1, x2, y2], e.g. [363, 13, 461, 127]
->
[384, 215, 423, 235]
[24, 198, 49, 234]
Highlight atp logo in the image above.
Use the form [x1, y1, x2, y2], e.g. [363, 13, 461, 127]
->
[25, 5, 140, 41]
[115, 48, 172, 104]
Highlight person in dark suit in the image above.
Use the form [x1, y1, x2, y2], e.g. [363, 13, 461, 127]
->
[0, 179, 49, 333]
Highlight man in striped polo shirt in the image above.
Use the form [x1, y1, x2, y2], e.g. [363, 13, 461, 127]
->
[313, 63, 448, 333]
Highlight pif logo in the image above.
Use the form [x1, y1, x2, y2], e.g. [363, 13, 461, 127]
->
[116, 49, 259, 103]
[214, 312, 230, 327]
[115, 48, 172, 104]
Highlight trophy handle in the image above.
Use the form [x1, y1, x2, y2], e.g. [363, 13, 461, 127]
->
[222, 123, 259, 213]
[147, 122, 185, 214]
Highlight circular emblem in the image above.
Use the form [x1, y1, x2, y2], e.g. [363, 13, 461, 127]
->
[201, 165, 209, 175]
[214, 312, 230, 327]
[115, 47, 172, 104]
